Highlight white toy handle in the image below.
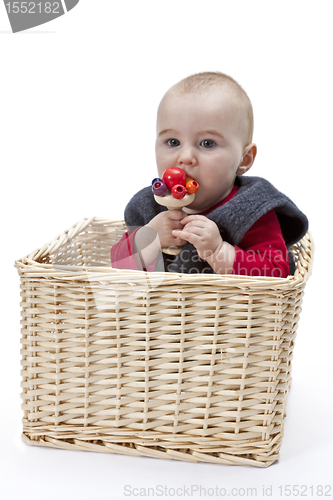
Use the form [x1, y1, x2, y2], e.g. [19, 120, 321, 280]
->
[154, 193, 195, 255]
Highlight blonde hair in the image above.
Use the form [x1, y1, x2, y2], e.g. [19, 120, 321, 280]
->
[171, 72, 254, 144]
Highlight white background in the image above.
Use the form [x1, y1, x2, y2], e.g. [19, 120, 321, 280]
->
[1, 1, 332, 499]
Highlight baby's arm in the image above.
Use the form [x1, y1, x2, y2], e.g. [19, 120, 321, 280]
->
[172, 215, 235, 274]
[111, 210, 186, 270]
[173, 211, 290, 277]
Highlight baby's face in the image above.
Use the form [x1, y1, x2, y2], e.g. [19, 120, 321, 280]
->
[155, 90, 249, 212]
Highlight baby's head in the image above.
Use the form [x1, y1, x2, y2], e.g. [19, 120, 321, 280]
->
[170, 72, 254, 145]
[155, 72, 257, 212]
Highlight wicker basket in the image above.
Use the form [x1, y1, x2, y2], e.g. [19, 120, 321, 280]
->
[15, 217, 314, 467]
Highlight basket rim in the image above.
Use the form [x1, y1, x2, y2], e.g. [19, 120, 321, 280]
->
[14, 216, 314, 289]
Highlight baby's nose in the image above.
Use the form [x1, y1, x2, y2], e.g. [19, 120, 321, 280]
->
[177, 147, 197, 166]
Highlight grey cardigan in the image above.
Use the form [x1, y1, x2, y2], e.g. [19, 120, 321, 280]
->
[124, 176, 308, 275]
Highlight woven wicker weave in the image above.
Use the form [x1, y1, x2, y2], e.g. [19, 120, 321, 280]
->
[15, 217, 314, 467]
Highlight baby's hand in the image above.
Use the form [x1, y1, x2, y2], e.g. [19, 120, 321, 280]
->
[147, 210, 187, 248]
[172, 215, 223, 261]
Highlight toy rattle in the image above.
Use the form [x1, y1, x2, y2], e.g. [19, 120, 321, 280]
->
[152, 167, 199, 255]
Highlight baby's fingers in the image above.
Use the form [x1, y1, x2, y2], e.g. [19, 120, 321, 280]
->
[172, 229, 199, 245]
[172, 229, 185, 240]
[181, 215, 207, 225]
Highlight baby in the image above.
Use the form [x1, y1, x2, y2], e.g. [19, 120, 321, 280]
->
[111, 72, 308, 277]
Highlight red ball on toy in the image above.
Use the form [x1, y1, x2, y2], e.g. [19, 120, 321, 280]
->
[162, 167, 186, 191]
[171, 184, 187, 199]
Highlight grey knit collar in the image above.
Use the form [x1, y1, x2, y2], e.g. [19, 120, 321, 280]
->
[205, 175, 308, 247]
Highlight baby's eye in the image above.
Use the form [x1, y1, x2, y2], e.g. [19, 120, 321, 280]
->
[200, 139, 216, 148]
[167, 139, 180, 147]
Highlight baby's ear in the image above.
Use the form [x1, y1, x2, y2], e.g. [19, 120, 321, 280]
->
[236, 143, 257, 175]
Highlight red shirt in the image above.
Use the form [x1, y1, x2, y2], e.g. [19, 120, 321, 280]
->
[111, 185, 290, 277]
